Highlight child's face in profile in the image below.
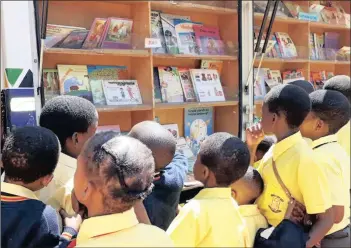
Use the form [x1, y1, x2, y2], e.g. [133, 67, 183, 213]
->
[300, 111, 326, 140]
[230, 179, 260, 205]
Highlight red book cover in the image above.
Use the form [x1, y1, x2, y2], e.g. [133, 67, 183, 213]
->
[193, 26, 224, 55]
[82, 18, 107, 49]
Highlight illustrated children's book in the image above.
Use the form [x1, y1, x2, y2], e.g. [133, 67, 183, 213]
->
[174, 19, 202, 55]
[160, 13, 190, 54]
[176, 137, 195, 173]
[178, 68, 196, 102]
[275, 32, 297, 58]
[45, 24, 86, 48]
[158, 66, 184, 103]
[150, 11, 167, 54]
[82, 18, 107, 49]
[153, 67, 162, 103]
[100, 18, 133, 49]
[43, 69, 60, 102]
[200, 60, 223, 74]
[269, 70, 283, 85]
[162, 124, 179, 139]
[59, 30, 89, 49]
[57, 65, 92, 102]
[184, 107, 213, 156]
[193, 25, 225, 55]
[189, 69, 225, 102]
[102, 80, 142, 105]
[253, 68, 267, 100]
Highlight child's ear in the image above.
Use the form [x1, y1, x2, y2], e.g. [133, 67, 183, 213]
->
[42, 174, 54, 187]
[203, 165, 210, 180]
[316, 119, 324, 131]
[231, 189, 237, 199]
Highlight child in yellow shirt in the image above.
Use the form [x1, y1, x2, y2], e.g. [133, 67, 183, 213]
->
[167, 132, 250, 247]
[230, 166, 268, 247]
[252, 136, 276, 169]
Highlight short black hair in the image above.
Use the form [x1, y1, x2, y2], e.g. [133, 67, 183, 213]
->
[323, 75, 351, 103]
[199, 132, 250, 186]
[257, 136, 276, 154]
[264, 84, 311, 129]
[39, 95, 98, 148]
[243, 166, 264, 202]
[309, 90, 350, 134]
[288, 80, 315, 94]
[2, 126, 60, 183]
[82, 134, 155, 214]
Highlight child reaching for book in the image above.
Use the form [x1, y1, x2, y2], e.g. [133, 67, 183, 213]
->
[166, 132, 250, 247]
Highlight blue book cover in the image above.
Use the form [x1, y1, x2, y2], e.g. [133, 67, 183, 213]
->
[184, 107, 213, 155]
[173, 19, 202, 55]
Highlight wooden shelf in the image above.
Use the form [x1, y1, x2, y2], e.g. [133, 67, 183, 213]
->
[309, 60, 351, 65]
[155, 101, 238, 110]
[96, 104, 153, 112]
[153, 53, 237, 61]
[255, 58, 309, 64]
[44, 48, 150, 58]
[254, 13, 308, 25]
[309, 21, 350, 31]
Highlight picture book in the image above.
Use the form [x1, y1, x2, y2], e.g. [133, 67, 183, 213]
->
[158, 66, 184, 103]
[310, 71, 324, 89]
[45, 24, 86, 48]
[275, 32, 297, 58]
[96, 125, 121, 134]
[162, 124, 179, 139]
[178, 68, 196, 102]
[89, 80, 106, 106]
[57, 65, 92, 102]
[282, 69, 305, 84]
[200, 60, 223, 74]
[153, 68, 163, 103]
[184, 107, 213, 156]
[59, 30, 89, 49]
[189, 69, 225, 102]
[324, 32, 339, 60]
[174, 19, 202, 55]
[43, 69, 60, 102]
[321, 7, 338, 24]
[87, 65, 128, 80]
[269, 70, 283, 85]
[271, 35, 282, 58]
[82, 18, 107, 49]
[150, 11, 167, 54]
[193, 25, 225, 55]
[102, 80, 142, 105]
[253, 68, 267, 100]
[101, 18, 133, 49]
[160, 13, 190, 54]
[336, 46, 350, 61]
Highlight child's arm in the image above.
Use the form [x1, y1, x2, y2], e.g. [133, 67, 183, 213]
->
[306, 208, 334, 248]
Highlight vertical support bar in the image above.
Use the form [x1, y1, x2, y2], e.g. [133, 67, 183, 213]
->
[238, 0, 254, 141]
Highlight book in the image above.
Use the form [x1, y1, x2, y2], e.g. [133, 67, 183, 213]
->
[102, 80, 142, 105]
[178, 68, 197, 102]
[184, 107, 213, 156]
[100, 17, 133, 49]
[89, 80, 106, 106]
[324, 32, 339, 60]
[57, 65, 92, 102]
[200, 60, 223, 74]
[282, 69, 305, 84]
[58, 30, 89, 49]
[321, 7, 338, 24]
[275, 32, 297, 58]
[150, 11, 167, 54]
[153, 67, 162, 103]
[96, 125, 121, 134]
[336, 46, 350, 61]
[160, 13, 190, 54]
[254, 1, 293, 18]
[162, 124, 179, 139]
[189, 69, 225, 102]
[176, 137, 195, 173]
[315, 33, 325, 60]
[43, 69, 60, 102]
[158, 66, 184, 103]
[309, 33, 317, 60]
[45, 24, 86, 48]
[253, 68, 267, 100]
[174, 19, 202, 55]
[82, 18, 107, 49]
[269, 70, 283, 85]
[193, 26, 225, 55]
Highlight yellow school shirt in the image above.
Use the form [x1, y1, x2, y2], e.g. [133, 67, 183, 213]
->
[337, 121, 350, 157]
[253, 160, 261, 169]
[312, 135, 350, 235]
[166, 188, 249, 247]
[2, 182, 38, 200]
[239, 205, 268, 247]
[76, 208, 174, 247]
[46, 178, 75, 216]
[257, 132, 332, 227]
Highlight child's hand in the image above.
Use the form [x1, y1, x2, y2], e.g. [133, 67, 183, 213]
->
[246, 123, 264, 146]
[60, 208, 83, 232]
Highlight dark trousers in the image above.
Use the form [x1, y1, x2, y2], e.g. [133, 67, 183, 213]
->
[321, 225, 350, 248]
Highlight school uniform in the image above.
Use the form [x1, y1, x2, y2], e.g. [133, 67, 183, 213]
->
[336, 121, 350, 157]
[239, 204, 268, 247]
[253, 160, 261, 169]
[69, 208, 174, 247]
[1, 182, 76, 248]
[166, 188, 249, 247]
[47, 178, 75, 216]
[256, 132, 332, 227]
[311, 135, 350, 248]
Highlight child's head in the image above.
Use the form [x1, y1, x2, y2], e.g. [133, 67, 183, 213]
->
[2, 126, 60, 191]
[40, 96, 98, 158]
[194, 132, 250, 187]
[323, 75, 350, 104]
[261, 84, 311, 137]
[230, 166, 264, 205]
[288, 80, 315, 94]
[255, 136, 276, 162]
[300, 90, 350, 140]
[74, 133, 154, 217]
[128, 121, 176, 171]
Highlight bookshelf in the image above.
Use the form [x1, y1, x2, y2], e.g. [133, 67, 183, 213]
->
[42, 1, 239, 136]
[254, 1, 351, 118]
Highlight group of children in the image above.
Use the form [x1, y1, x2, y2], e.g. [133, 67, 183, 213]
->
[1, 75, 350, 248]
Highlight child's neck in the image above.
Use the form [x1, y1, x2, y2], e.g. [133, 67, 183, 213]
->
[275, 128, 299, 142]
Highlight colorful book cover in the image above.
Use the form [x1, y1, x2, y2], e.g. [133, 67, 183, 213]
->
[153, 67, 162, 103]
[253, 68, 267, 100]
[174, 19, 202, 55]
[43, 69, 60, 102]
[101, 18, 133, 49]
[57, 65, 92, 102]
[96, 125, 121, 134]
[45, 24, 86, 48]
[200, 60, 223, 74]
[89, 80, 106, 106]
[150, 11, 167, 54]
[321, 7, 338, 24]
[282, 69, 305, 84]
[162, 124, 179, 139]
[269, 70, 283, 84]
[160, 13, 190, 54]
[309, 33, 317, 60]
[271, 35, 282, 58]
[193, 25, 225, 55]
[176, 137, 195, 173]
[324, 32, 339, 60]
[102, 80, 142, 105]
[189, 69, 225, 102]
[184, 107, 213, 156]
[82, 18, 107, 49]
[178, 68, 197, 102]
[274, 32, 297, 58]
[87, 65, 128, 80]
[158, 66, 184, 103]
[59, 30, 89, 49]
